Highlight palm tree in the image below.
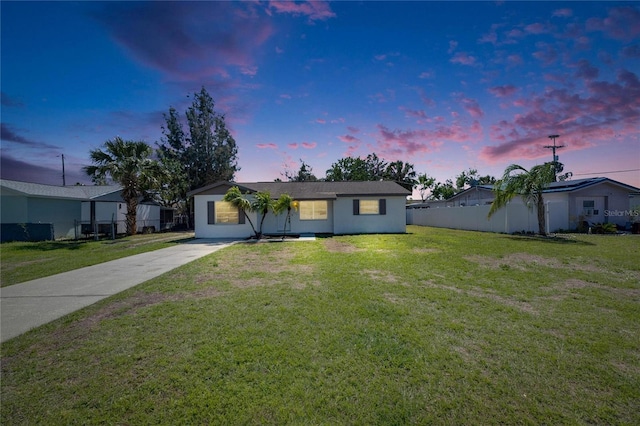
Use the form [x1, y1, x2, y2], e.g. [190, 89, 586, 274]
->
[274, 194, 297, 240]
[84, 137, 163, 235]
[386, 160, 417, 191]
[222, 186, 258, 237]
[253, 191, 275, 239]
[488, 163, 556, 236]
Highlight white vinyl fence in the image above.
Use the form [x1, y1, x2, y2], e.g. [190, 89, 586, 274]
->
[407, 200, 569, 234]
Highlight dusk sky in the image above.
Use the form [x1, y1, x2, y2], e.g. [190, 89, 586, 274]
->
[2, 1, 639, 198]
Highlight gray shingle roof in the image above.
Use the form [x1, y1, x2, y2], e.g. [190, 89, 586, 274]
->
[189, 180, 411, 199]
[0, 179, 121, 200]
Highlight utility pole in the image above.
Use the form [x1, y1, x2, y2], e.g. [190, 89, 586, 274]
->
[544, 134, 564, 164]
[544, 134, 564, 181]
[59, 154, 66, 186]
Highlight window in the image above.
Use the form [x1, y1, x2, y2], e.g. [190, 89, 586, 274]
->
[208, 201, 242, 225]
[216, 201, 239, 224]
[359, 199, 379, 215]
[583, 200, 595, 216]
[353, 199, 387, 215]
[299, 200, 328, 220]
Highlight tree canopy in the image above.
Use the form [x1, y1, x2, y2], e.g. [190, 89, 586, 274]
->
[157, 87, 239, 217]
[84, 137, 163, 235]
[488, 163, 557, 236]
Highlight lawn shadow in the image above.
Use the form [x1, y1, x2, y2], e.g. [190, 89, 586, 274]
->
[10, 241, 86, 251]
[501, 235, 595, 246]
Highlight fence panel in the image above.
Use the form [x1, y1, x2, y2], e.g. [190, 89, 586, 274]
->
[407, 201, 565, 234]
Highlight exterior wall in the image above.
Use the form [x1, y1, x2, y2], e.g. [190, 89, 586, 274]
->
[27, 198, 81, 239]
[407, 199, 568, 234]
[261, 200, 334, 235]
[333, 196, 407, 234]
[193, 194, 256, 238]
[1, 194, 28, 223]
[82, 201, 161, 234]
[567, 183, 635, 228]
[445, 188, 495, 207]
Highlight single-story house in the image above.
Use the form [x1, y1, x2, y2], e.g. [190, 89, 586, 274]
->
[0, 179, 163, 241]
[187, 181, 411, 239]
[407, 177, 640, 233]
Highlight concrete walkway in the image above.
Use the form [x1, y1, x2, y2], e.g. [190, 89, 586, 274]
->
[0, 239, 238, 343]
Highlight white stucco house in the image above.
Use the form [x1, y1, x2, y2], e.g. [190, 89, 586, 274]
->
[407, 177, 640, 233]
[187, 181, 411, 239]
[0, 179, 162, 240]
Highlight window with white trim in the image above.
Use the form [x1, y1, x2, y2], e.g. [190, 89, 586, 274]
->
[299, 200, 328, 220]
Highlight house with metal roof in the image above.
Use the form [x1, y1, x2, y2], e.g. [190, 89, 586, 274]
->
[187, 181, 411, 238]
[0, 179, 162, 241]
[407, 177, 640, 233]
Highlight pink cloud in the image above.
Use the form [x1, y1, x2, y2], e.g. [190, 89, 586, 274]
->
[586, 6, 640, 42]
[347, 126, 359, 134]
[488, 85, 517, 98]
[400, 107, 428, 122]
[553, 8, 573, 18]
[524, 22, 549, 35]
[376, 125, 441, 157]
[256, 143, 277, 149]
[288, 143, 298, 149]
[268, 1, 336, 22]
[302, 142, 316, 149]
[338, 134, 360, 143]
[460, 97, 484, 118]
[450, 52, 477, 66]
[480, 68, 640, 163]
[507, 54, 523, 67]
[532, 42, 558, 65]
[573, 59, 599, 80]
[316, 118, 326, 124]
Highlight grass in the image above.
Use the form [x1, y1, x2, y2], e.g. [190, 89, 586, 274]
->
[1, 226, 639, 424]
[0, 232, 195, 287]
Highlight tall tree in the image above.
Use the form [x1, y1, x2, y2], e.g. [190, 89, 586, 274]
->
[385, 160, 417, 191]
[325, 157, 370, 181]
[431, 179, 456, 200]
[284, 160, 318, 182]
[185, 87, 239, 189]
[416, 173, 436, 202]
[365, 153, 388, 181]
[157, 88, 239, 225]
[488, 163, 556, 236]
[84, 137, 163, 235]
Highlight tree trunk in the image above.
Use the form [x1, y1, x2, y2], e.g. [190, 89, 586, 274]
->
[536, 194, 546, 236]
[126, 197, 138, 235]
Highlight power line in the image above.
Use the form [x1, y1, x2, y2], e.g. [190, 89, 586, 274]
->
[572, 168, 640, 176]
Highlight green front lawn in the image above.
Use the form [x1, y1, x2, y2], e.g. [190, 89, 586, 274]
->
[0, 232, 195, 287]
[2, 226, 639, 424]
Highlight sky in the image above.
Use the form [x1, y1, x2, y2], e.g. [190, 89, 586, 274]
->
[2, 1, 639, 199]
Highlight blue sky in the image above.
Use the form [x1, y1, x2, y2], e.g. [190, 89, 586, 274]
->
[2, 1, 639, 197]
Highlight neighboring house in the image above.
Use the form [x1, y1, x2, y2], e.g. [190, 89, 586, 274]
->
[407, 177, 640, 233]
[0, 179, 161, 240]
[187, 181, 411, 239]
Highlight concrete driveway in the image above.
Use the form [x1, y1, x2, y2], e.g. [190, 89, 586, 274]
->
[0, 239, 238, 343]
